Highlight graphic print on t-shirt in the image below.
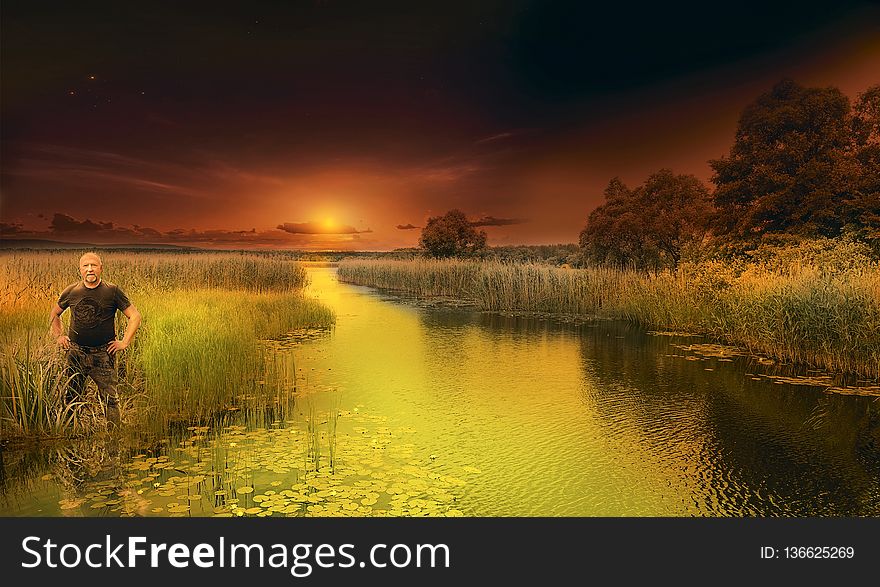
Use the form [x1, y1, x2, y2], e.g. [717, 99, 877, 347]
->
[72, 297, 102, 331]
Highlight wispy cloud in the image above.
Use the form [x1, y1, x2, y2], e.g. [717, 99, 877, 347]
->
[470, 216, 528, 227]
[4, 144, 212, 198]
[398, 130, 527, 185]
[396, 223, 420, 230]
[474, 131, 516, 145]
[2, 142, 287, 200]
[408, 162, 484, 183]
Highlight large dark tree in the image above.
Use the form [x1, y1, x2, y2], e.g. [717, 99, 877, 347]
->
[851, 85, 880, 243]
[419, 209, 488, 258]
[709, 79, 879, 242]
[579, 169, 713, 269]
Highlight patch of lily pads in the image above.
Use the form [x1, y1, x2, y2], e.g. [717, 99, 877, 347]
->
[56, 409, 474, 517]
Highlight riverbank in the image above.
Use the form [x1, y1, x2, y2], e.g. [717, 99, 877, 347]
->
[0, 251, 335, 441]
[337, 256, 880, 381]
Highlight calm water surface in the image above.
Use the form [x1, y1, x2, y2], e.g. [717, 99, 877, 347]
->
[2, 267, 879, 516]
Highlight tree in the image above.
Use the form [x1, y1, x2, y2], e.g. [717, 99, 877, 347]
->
[851, 85, 880, 249]
[579, 170, 713, 270]
[419, 209, 488, 258]
[709, 79, 865, 242]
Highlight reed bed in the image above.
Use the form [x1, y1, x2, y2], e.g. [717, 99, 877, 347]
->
[0, 250, 308, 309]
[134, 289, 333, 422]
[0, 341, 79, 437]
[0, 251, 333, 440]
[338, 258, 880, 379]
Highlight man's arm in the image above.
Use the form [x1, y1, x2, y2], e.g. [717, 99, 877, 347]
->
[108, 304, 142, 354]
[49, 303, 70, 349]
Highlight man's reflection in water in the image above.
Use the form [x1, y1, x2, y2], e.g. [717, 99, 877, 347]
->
[53, 438, 121, 490]
[53, 435, 151, 516]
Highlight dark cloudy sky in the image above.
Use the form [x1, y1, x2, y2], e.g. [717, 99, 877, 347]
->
[2, 0, 879, 249]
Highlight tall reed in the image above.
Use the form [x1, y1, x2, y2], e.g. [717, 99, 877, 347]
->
[0, 340, 80, 438]
[338, 258, 880, 379]
[0, 251, 308, 306]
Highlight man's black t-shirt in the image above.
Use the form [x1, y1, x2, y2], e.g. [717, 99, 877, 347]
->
[58, 281, 131, 347]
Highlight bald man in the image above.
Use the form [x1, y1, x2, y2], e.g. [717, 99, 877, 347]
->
[50, 252, 142, 426]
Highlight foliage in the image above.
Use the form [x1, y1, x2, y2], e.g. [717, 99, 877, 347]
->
[0, 345, 81, 438]
[135, 290, 333, 420]
[851, 85, 880, 254]
[347, 245, 583, 266]
[710, 80, 880, 246]
[579, 170, 713, 270]
[419, 209, 488, 258]
[488, 244, 581, 266]
[743, 233, 878, 274]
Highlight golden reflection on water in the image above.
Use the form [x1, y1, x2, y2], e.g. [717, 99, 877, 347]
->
[304, 269, 654, 514]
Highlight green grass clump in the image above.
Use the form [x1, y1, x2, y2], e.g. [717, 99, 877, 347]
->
[0, 343, 79, 438]
[134, 289, 334, 421]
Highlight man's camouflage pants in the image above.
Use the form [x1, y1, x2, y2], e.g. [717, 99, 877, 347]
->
[66, 342, 121, 426]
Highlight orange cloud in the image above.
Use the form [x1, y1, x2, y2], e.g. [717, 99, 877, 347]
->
[470, 216, 528, 227]
[276, 222, 373, 235]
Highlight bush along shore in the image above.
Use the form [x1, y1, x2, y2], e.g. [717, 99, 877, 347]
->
[0, 251, 335, 441]
[337, 244, 880, 382]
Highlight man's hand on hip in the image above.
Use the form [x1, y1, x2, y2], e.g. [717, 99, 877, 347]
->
[108, 340, 128, 354]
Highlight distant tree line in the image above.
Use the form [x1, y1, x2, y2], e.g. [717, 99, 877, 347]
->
[417, 212, 581, 264]
[488, 244, 580, 265]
